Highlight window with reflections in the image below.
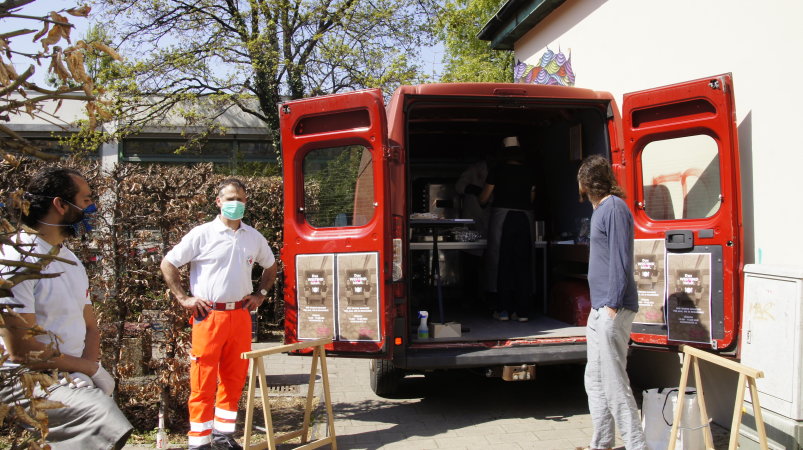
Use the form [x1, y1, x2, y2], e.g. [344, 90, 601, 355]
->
[641, 135, 721, 220]
[303, 145, 374, 228]
[121, 138, 277, 163]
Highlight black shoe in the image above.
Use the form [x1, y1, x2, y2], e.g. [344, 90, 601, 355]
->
[212, 431, 242, 450]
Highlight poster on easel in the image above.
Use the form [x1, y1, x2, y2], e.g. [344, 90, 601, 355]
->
[633, 239, 667, 324]
[336, 252, 380, 342]
[296, 254, 335, 340]
[666, 253, 713, 344]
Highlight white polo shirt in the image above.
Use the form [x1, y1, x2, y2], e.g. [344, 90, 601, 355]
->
[164, 216, 276, 304]
[0, 231, 91, 359]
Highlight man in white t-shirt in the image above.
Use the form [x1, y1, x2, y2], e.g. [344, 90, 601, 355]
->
[0, 167, 133, 449]
[161, 178, 277, 450]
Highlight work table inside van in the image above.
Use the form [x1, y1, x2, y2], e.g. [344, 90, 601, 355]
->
[551, 242, 590, 280]
[409, 240, 487, 250]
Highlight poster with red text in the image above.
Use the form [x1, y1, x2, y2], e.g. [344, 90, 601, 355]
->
[666, 253, 713, 344]
[633, 239, 666, 324]
[336, 252, 380, 342]
[296, 254, 335, 340]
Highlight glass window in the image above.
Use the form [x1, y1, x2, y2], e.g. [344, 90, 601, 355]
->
[303, 145, 374, 228]
[238, 140, 278, 160]
[123, 139, 230, 158]
[122, 138, 278, 164]
[641, 135, 721, 220]
[22, 136, 99, 159]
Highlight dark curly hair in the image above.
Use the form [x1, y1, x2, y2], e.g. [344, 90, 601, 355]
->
[21, 167, 84, 228]
[577, 155, 625, 202]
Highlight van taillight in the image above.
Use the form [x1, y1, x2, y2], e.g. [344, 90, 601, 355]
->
[392, 215, 403, 281]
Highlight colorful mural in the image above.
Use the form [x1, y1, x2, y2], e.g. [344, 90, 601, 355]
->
[514, 47, 575, 86]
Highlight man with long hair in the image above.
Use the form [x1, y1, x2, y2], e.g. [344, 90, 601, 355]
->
[0, 167, 133, 448]
[577, 155, 646, 450]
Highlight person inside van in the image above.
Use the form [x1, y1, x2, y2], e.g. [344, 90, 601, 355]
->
[479, 136, 537, 322]
[455, 155, 491, 237]
[455, 154, 492, 310]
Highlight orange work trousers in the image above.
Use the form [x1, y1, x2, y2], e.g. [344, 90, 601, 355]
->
[187, 308, 251, 448]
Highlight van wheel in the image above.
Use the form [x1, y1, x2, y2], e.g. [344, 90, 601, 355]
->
[369, 359, 402, 397]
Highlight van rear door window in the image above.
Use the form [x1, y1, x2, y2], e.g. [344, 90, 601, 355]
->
[641, 135, 721, 220]
[303, 145, 375, 227]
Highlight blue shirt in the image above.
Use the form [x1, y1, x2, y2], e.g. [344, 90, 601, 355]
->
[587, 196, 639, 312]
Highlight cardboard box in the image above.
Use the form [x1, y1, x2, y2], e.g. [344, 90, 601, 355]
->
[429, 322, 461, 338]
[502, 365, 535, 381]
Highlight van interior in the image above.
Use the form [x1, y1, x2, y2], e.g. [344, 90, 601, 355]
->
[404, 98, 611, 343]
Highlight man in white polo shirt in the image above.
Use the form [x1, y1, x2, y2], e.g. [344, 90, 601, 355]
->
[161, 178, 277, 450]
[0, 167, 133, 449]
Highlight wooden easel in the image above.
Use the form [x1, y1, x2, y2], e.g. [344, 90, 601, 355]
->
[241, 338, 337, 450]
[668, 344, 768, 450]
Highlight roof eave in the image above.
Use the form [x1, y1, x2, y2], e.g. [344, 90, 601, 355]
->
[477, 0, 566, 50]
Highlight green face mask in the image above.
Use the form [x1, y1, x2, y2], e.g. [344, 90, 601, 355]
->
[221, 200, 245, 220]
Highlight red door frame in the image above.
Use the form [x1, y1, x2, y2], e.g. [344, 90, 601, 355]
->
[619, 73, 743, 351]
[280, 89, 391, 355]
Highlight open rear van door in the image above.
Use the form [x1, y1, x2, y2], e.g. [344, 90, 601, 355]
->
[620, 73, 742, 352]
[279, 89, 391, 356]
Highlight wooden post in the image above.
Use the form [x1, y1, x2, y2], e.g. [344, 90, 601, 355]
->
[241, 338, 337, 450]
[692, 357, 715, 448]
[243, 360, 257, 446]
[668, 352, 693, 450]
[668, 345, 768, 450]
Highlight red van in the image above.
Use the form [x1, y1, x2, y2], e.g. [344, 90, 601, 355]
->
[279, 74, 742, 396]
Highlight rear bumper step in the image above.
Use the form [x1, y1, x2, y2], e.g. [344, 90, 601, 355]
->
[397, 342, 587, 370]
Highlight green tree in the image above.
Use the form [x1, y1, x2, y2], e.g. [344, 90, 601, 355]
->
[1, 1, 119, 160]
[437, 0, 513, 82]
[94, 0, 438, 148]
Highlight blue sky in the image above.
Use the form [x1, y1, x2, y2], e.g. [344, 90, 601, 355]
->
[6, 0, 443, 87]
[4, 0, 91, 85]
[422, 43, 445, 81]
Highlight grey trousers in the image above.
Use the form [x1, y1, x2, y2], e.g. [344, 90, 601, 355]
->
[0, 378, 133, 449]
[585, 308, 647, 450]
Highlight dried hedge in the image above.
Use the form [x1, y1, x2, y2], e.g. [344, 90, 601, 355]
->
[0, 158, 285, 431]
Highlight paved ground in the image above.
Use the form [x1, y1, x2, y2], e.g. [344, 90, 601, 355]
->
[126, 341, 750, 449]
[299, 357, 616, 450]
[124, 341, 621, 449]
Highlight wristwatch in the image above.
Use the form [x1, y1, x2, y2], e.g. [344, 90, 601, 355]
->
[259, 288, 268, 297]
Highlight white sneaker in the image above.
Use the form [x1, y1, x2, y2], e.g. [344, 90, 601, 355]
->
[511, 313, 529, 322]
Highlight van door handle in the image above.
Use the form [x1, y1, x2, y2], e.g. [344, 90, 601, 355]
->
[665, 230, 694, 251]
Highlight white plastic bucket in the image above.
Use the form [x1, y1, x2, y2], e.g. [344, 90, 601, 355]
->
[642, 387, 708, 450]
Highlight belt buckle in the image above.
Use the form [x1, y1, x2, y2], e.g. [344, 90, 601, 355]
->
[225, 302, 235, 311]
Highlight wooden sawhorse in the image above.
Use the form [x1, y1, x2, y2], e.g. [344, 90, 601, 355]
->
[241, 338, 337, 450]
[668, 344, 768, 450]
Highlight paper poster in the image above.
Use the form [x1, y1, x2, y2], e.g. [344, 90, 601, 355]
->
[336, 252, 380, 342]
[296, 254, 336, 340]
[633, 239, 666, 324]
[666, 253, 713, 344]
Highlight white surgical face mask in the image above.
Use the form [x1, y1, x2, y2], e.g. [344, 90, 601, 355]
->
[221, 200, 245, 220]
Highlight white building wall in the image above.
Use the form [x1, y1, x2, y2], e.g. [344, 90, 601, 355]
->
[515, 0, 803, 267]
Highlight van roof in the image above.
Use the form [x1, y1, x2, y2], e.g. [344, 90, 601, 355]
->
[393, 82, 615, 102]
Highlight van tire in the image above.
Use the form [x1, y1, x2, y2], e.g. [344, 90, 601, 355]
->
[369, 358, 402, 397]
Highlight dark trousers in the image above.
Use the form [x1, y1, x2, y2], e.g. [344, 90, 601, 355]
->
[496, 211, 533, 316]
